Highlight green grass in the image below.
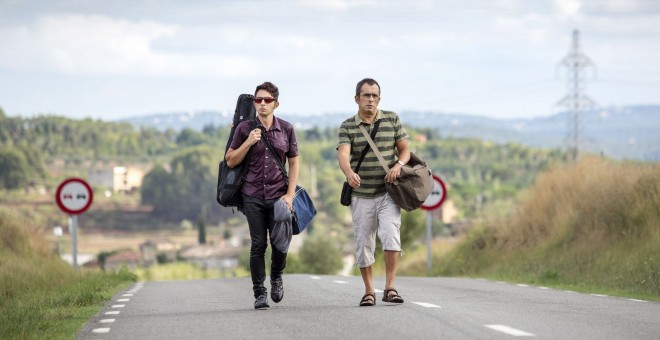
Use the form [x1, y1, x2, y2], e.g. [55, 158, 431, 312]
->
[0, 270, 135, 339]
[134, 262, 249, 281]
[0, 208, 136, 339]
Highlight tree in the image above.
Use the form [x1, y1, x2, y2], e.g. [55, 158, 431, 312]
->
[0, 148, 30, 189]
[298, 232, 343, 274]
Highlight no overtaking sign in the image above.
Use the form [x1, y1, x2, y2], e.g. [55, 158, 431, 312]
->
[55, 178, 93, 215]
[420, 175, 446, 211]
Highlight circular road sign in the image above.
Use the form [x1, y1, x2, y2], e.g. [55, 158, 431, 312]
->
[55, 178, 93, 215]
[420, 175, 447, 211]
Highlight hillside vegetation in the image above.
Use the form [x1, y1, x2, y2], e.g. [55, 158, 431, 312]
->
[0, 208, 135, 338]
[417, 157, 659, 298]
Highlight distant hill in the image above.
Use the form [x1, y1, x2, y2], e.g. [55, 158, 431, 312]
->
[118, 105, 660, 161]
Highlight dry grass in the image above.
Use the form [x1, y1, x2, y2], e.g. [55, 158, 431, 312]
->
[432, 156, 660, 297]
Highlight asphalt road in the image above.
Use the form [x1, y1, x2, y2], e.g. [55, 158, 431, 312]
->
[78, 274, 660, 339]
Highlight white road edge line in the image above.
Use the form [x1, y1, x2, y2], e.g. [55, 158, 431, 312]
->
[99, 319, 115, 323]
[486, 325, 534, 337]
[412, 302, 441, 308]
[92, 328, 111, 334]
[105, 311, 120, 315]
[111, 304, 125, 308]
[333, 280, 349, 284]
[374, 289, 383, 293]
[309, 276, 321, 280]
[627, 299, 647, 303]
[117, 298, 130, 302]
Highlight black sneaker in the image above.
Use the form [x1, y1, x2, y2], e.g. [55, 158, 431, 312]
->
[254, 294, 269, 310]
[271, 277, 284, 303]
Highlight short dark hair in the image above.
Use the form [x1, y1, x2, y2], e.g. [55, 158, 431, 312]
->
[255, 81, 279, 100]
[355, 78, 380, 96]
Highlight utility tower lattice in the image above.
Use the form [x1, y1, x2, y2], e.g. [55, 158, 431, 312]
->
[557, 29, 597, 160]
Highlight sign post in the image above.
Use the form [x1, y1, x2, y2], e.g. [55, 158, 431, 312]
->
[55, 178, 93, 269]
[420, 175, 447, 274]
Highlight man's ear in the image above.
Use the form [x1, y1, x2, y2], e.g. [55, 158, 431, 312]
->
[274, 101, 280, 109]
[354, 95, 359, 104]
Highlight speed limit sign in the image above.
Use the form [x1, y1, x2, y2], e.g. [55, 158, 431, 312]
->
[420, 175, 446, 211]
[55, 178, 93, 215]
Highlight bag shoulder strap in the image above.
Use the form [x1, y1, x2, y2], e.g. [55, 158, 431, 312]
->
[353, 119, 381, 173]
[358, 124, 390, 173]
[261, 129, 289, 181]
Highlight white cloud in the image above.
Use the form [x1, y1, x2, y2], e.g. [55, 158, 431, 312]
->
[555, 0, 582, 17]
[0, 14, 259, 77]
[297, 0, 380, 11]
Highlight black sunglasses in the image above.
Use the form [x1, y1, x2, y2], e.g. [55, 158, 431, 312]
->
[254, 97, 276, 104]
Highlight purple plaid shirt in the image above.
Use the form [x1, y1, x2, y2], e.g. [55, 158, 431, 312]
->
[229, 117, 298, 200]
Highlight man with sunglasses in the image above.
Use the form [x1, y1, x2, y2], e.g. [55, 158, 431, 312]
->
[337, 78, 410, 307]
[225, 81, 299, 310]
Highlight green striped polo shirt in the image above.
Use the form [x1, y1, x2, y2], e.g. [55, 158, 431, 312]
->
[337, 109, 409, 198]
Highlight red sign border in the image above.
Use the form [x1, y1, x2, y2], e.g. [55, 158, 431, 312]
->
[420, 174, 446, 211]
[55, 178, 93, 215]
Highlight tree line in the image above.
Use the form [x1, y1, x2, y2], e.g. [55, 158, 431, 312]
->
[0, 110, 568, 225]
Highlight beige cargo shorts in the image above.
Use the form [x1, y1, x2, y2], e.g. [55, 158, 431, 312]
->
[351, 193, 401, 268]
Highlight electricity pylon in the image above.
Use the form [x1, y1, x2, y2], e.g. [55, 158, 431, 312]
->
[557, 29, 597, 161]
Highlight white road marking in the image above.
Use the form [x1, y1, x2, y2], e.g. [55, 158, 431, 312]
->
[412, 302, 441, 308]
[126, 282, 144, 294]
[99, 319, 115, 323]
[486, 324, 535, 337]
[627, 299, 647, 303]
[111, 304, 125, 308]
[374, 289, 383, 293]
[538, 287, 550, 290]
[310, 276, 321, 280]
[92, 328, 111, 334]
[105, 311, 120, 315]
[333, 280, 349, 284]
[591, 294, 608, 297]
[517, 284, 529, 287]
[117, 298, 130, 302]
[122, 294, 134, 297]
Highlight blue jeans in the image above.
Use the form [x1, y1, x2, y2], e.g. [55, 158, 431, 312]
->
[242, 195, 287, 298]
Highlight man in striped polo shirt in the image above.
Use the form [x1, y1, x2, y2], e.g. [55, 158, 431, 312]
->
[337, 78, 411, 307]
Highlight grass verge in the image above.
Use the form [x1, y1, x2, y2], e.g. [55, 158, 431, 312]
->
[0, 207, 137, 339]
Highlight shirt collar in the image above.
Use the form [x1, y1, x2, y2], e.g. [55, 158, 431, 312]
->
[353, 109, 382, 125]
[257, 116, 282, 131]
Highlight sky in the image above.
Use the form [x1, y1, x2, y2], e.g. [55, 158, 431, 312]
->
[1, 0, 659, 121]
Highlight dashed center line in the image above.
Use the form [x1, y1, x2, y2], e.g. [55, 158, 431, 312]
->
[486, 325, 535, 337]
[117, 298, 130, 302]
[111, 304, 125, 308]
[92, 328, 110, 334]
[105, 311, 120, 315]
[99, 319, 115, 323]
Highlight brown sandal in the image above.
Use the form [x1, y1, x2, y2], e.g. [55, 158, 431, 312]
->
[382, 288, 404, 303]
[359, 293, 376, 307]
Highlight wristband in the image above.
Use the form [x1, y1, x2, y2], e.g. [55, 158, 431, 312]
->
[397, 160, 405, 166]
